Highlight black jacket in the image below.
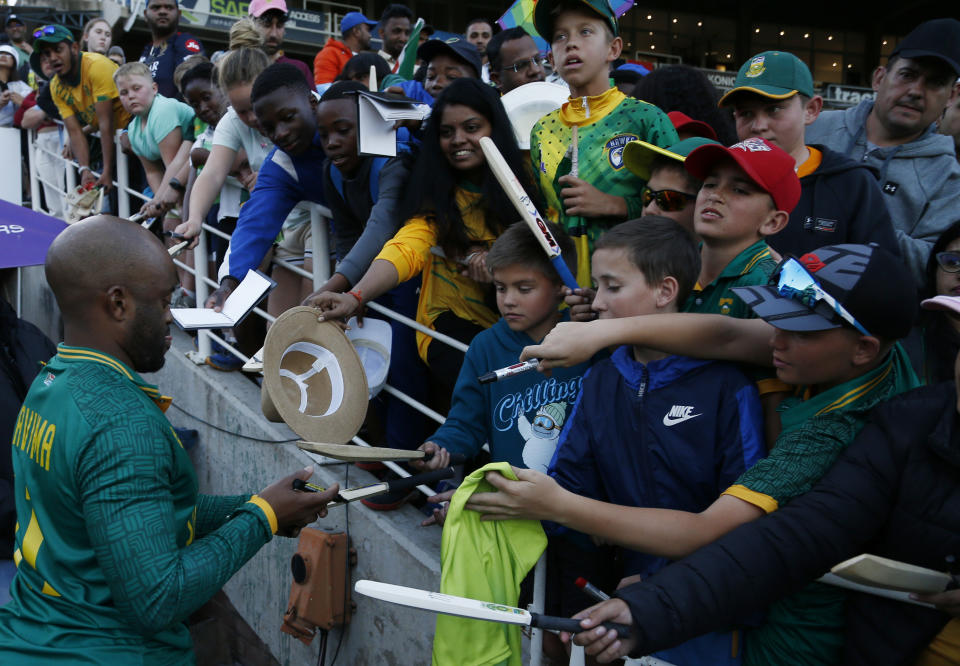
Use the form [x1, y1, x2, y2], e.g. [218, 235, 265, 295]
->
[768, 144, 900, 258]
[617, 382, 960, 666]
[0, 299, 56, 559]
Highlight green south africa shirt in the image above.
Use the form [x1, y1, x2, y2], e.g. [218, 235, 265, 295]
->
[723, 344, 920, 666]
[684, 239, 777, 319]
[530, 87, 677, 286]
[0, 345, 274, 665]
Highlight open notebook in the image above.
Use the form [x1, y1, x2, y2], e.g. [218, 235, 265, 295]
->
[829, 554, 952, 594]
[357, 91, 430, 157]
[171, 269, 276, 330]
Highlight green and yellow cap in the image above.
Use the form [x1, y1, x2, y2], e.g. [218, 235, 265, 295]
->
[623, 137, 719, 181]
[534, 0, 619, 42]
[717, 51, 814, 107]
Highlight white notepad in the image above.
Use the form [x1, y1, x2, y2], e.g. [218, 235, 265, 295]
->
[830, 554, 952, 594]
[357, 91, 430, 157]
[171, 269, 276, 329]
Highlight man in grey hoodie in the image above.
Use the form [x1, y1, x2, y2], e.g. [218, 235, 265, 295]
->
[806, 18, 960, 284]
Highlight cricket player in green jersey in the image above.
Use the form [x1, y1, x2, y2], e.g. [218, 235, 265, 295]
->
[0, 216, 339, 664]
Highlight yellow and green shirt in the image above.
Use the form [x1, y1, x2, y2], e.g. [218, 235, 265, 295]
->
[530, 87, 678, 285]
[50, 52, 131, 130]
[376, 186, 501, 362]
[0, 345, 274, 664]
[684, 239, 777, 320]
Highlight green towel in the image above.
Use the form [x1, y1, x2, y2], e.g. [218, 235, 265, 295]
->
[432, 462, 547, 666]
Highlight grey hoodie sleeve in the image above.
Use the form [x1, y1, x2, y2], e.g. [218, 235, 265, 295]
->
[334, 157, 411, 286]
[894, 163, 960, 284]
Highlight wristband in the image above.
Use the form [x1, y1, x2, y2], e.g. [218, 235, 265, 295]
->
[168, 177, 185, 193]
[347, 289, 363, 305]
[78, 165, 91, 175]
[247, 495, 278, 534]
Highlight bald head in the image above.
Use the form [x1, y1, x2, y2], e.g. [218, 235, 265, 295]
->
[46, 215, 175, 321]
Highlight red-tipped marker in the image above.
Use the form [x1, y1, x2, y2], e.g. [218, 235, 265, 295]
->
[575, 577, 610, 602]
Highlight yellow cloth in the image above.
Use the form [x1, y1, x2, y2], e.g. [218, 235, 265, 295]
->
[433, 462, 547, 666]
[51, 52, 131, 129]
[375, 187, 500, 362]
[914, 619, 960, 666]
[558, 86, 627, 127]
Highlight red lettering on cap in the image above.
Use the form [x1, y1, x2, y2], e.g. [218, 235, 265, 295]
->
[799, 253, 825, 273]
[185, 39, 200, 53]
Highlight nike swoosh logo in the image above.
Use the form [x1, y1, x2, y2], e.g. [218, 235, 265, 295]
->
[662, 413, 702, 427]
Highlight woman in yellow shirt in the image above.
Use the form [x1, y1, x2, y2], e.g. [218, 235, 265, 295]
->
[311, 77, 539, 399]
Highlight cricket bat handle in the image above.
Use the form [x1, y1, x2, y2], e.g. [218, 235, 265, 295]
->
[530, 614, 633, 638]
[423, 451, 467, 466]
[385, 466, 455, 493]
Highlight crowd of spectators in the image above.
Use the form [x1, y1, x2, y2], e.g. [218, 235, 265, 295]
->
[2, 2, 960, 664]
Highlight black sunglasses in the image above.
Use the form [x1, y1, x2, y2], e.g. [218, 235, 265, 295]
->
[641, 186, 696, 212]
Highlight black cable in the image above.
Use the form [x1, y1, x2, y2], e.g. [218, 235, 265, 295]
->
[316, 628, 328, 666]
[168, 402, 300, 443]
[329, 464, 349, 665]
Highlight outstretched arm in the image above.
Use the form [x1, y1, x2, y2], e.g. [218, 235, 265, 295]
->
[521, 314, 775, 371]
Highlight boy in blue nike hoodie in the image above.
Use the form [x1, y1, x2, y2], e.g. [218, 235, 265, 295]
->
[416, 221, 591, 497]
[549, 216, 765, 665]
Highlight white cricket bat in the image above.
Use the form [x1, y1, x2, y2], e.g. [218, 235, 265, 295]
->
[297, 441, 465, 464]
[478, 136, 579, 290]
[354, 580, 632, 637]
[168, 240, 188, 258]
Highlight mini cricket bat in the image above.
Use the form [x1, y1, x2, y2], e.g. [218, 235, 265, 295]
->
[355, 580, 632, 637]
[168, 240, 188, 258]
[478, 136, 579, 290]
[294, 467, 455, 507]
[297, 441, 465, 465]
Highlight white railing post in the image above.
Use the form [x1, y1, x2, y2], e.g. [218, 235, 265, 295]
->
[116, 129, 130, 219]
[529, 552, 547, 666]
[27, 129, 41, 212]
[65, 157, 76, 196]
[193, 227, 212, 363]
[310, 203, 329, 290]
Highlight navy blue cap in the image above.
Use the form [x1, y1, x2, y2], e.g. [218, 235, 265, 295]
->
[417, 36, 482, 78]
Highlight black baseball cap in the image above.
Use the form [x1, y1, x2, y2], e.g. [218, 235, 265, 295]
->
[417, 36, 482, 78]
[731, 244, 916, 340]
[5, 15, 24, 27]
[891, 18, 960, 76]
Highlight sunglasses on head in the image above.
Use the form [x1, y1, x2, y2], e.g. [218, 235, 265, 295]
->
[936, 251, 960, 273]
[33, 25, 58, 39]
[640, 186, 696, 212]
[770, 257, 872, 337]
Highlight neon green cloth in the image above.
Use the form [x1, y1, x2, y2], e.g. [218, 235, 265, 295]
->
[432, 463, 547, 666]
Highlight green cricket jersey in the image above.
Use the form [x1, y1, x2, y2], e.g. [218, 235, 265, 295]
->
[724, 345, 920, 665]
[684, 239, 777, 319]
[0, 345, 274, 665]
[531, 87, 678, 286]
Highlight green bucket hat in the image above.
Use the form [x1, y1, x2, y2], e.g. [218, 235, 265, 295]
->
[29, 25, 75, 77]
[534, 0, 619, 42]
[717, 50, 814, 107]
[623, 137, 719, 181]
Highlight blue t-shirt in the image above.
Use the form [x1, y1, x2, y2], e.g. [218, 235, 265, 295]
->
[127, 94, 195, 162]
[139, 32, 204, 100]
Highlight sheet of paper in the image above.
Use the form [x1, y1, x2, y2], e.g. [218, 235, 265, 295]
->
[357, 93, 430, 157]
[171, 308, 232, 329]
[221, 269, 275, 322]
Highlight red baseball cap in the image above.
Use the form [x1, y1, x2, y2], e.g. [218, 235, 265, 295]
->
[684, 137, 801, 213]
[667, 111, 718, 141]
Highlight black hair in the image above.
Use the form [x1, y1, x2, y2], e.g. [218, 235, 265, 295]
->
[398, 77, 539, 257]
[633, 65, 738, 146]
[486, 27, 529, 72]
[648, 155, 701, 193]
[594, 216, 701, 305]
[250, 63, 310, 103]
[320, 79, 365, 102]
[465, 17, 495, 33]
[920, 219, 960, 382]
[179, 61, 215, 94]
[487, 220, 576, 283]
[379, 4, 414, 24]
[339, 52, 390, 84]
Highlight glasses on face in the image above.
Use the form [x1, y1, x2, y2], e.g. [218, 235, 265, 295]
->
[936, 251, 960, 273]
[33, 25, 57, 39]
[505, 54, 548, 74]
[770, 257, 871, 336]
[640, 186, 696, 212]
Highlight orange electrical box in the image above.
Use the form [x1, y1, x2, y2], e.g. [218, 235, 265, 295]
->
[281, 528, 354, 644]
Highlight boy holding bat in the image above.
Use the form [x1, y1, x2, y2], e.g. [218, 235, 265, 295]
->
[415, 221, 592, 524]
[529, 0, 677, 286]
